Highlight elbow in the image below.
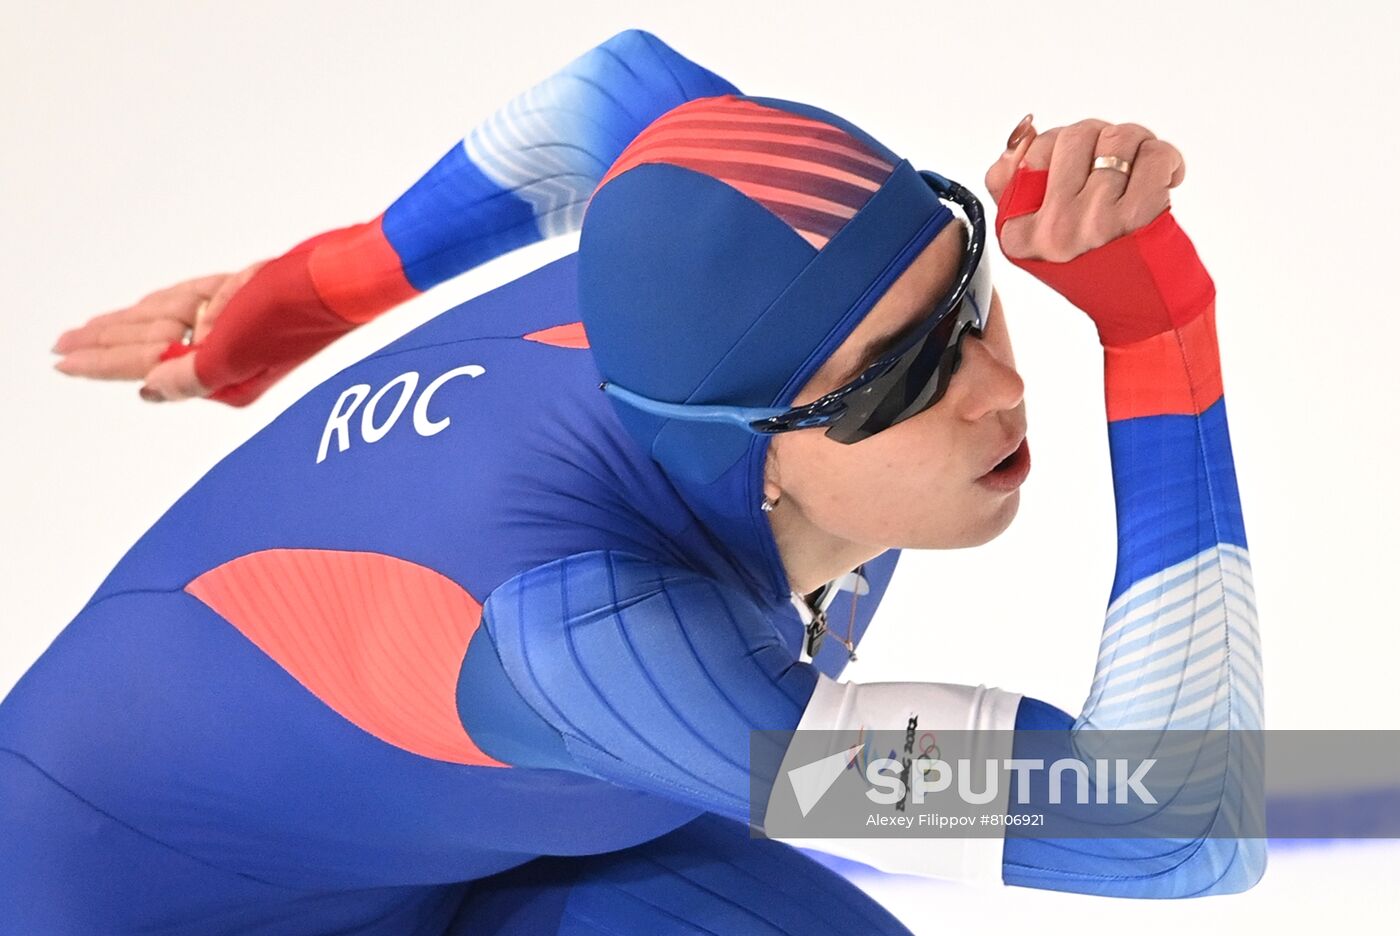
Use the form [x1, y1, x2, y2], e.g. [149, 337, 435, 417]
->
[1138, 835, 1268, 898]
[1003, 837, 1267, 899]
[598, 28, 678, 65]
[1002, 816, 1267, 899]
[1185, 836, 1267, 896]
[605, 27, 665, 47]
[597, 28, 740, 102]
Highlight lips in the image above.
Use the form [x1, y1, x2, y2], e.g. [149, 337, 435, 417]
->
[977, 433, 1027, 479]
[975, 435, 1031, 492]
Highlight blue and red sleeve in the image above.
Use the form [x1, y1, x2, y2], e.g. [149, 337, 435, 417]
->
[995, 167, 1265, 896]
[175, 29, 738, 405]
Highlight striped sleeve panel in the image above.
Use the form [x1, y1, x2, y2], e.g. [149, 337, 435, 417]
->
[307, 29, 739, 321]
[1000, 196, 1265, 897]
[465, 549, 817, 822]
[1080, 293, 1261, 739]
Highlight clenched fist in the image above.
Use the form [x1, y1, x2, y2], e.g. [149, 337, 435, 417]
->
[980, 115, 1210, 349]
[984, 115, 1187, 263]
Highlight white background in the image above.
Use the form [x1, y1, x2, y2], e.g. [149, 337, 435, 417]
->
[3, 0, 1397, 929]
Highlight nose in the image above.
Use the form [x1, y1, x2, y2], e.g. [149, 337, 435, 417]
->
[950, 332, 1024, 422]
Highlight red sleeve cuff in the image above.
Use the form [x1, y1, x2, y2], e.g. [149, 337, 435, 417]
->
[993, 166, 1216, 347]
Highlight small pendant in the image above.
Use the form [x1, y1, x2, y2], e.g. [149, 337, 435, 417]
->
[805, 608, 828, 658]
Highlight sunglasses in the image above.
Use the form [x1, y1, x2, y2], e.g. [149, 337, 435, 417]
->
[599, 169, 991, 445]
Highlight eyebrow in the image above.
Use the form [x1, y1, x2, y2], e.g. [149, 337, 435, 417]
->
[832, 221, 970, 385]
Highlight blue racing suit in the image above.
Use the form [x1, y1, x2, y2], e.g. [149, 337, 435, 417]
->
[0, 28, 1263, 935]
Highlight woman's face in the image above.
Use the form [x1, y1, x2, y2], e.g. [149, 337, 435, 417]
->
[763, 220, 1028, 552]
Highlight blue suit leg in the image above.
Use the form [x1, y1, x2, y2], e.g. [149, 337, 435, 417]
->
[0, 589, 522, 933]
[445, 812, 914, 936]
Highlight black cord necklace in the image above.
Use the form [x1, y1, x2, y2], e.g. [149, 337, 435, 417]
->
[801, 565, 863, 661]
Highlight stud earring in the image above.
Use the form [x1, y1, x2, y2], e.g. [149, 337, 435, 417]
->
[761, 494, 779, 512]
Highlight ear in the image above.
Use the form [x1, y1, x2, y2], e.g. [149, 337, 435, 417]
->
[762, 444, 783, 503]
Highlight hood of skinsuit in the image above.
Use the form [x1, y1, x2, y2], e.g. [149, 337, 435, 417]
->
[578, 93, 954, 604]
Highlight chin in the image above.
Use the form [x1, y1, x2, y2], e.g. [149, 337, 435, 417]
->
[938, 491, 1022, 549]
[880, 490, 1023, 550]
[977, 490, 1022, 542]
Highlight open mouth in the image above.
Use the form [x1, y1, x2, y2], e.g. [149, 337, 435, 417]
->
[977, 436, 1030, 490]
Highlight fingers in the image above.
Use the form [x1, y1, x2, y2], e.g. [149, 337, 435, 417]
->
[191, 296, 214, 344]
[985, 122, 1045, 260]
[52, 318, 188, 381]
[48, 269, 242, 404]
[1079, 122, 1158, 206]
[986, 114, 1189, 264]
[1043, 119, 1113, 203]
[186, 272, 229, 297]
[54, 317, 188, 356]
[1119, 138, 1180, 228]
[54, 286, 194, 352]
[1164, 147, 1186, 188]
[52, 271, 234, 353]
[139, 353, 209, 402]
[53, 304, 168, 350]
[53, 342, 171, 381]
[984, 117, 1038, 207]
[1020, 124, 1060, 173]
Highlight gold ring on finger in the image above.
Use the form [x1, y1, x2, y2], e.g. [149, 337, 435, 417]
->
[1092, 155, 1133, 176]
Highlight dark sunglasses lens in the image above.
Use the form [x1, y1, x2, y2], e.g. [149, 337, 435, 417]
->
[823, 309, 971, 444]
